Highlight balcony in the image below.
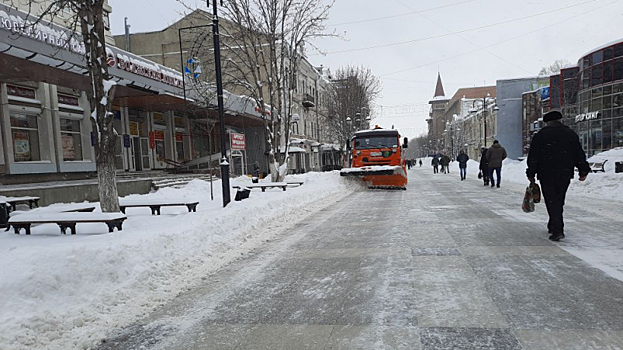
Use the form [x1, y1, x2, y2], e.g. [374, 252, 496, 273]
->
[302, 93, 315, 108]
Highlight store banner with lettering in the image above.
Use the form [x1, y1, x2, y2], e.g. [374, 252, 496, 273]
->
[230, 133, 246, 150]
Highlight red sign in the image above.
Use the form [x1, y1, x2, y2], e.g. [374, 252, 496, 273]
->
[230, 133, 246, 150]
[154, 130, 165, 140]
[149, 132, 156, 149]
[58, 94, 80, 106]
[175, 133, 183, 142]
[7, 85, 36, 99]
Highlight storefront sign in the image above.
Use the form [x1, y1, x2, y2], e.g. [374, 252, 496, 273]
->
[107, 48, 184, 89]
[6, 85, 36, 99]
[230, 133, 246, 150]
[58, 94, 80, 106]
[149, 132, 156, 149]
[540, 87, 550, 101]
[575, 111, 600, 123]
[0, 9, 85, 55]
[154, 130, 165, 140]
[175, 133, 183, 142]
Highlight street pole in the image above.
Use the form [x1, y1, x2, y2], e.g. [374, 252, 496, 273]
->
[483, 97, 487, 148]
[209, 0, 231, 207]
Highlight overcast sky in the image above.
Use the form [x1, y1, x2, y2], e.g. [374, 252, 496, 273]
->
[109, 0, 623, 139]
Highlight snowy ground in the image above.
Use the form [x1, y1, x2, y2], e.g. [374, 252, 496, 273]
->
[0, 172, 357, 350]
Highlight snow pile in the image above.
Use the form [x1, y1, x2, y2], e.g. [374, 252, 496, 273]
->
[0, 172, 354, 350]
[500, 147, 623, 202]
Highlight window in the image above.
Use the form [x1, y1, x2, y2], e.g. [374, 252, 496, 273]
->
[614, 118, 623, 146]
[614, 58, 623, 81]
[176, 133, 185, 161]
[592, 50, 603, 65]
[616, 44, 623, 58]
[604, 47, 614, 61]
[10, 114, 41, 162]
[591, 64, 602, 86]
[603, 61, 613, 83]
[60, 119, 83, 161]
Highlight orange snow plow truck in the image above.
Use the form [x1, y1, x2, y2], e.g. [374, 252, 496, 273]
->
[340, 127, 409, 190]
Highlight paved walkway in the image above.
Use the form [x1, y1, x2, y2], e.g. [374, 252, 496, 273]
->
[99, 166, 623, 349]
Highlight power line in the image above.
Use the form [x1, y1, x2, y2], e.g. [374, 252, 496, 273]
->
[319, 0, 603, 56]
[329, 0, 479, 27]
[380, 0, 619, 77]
[392, 0, 533, 74]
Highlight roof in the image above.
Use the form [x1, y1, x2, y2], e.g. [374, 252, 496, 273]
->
[354, 129, 400, 138]
[434, 72, 445, 97]
[445, 85, 497, 111]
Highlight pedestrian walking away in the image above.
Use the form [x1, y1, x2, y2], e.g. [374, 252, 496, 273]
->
[457, 150, 469, 181]
[526, 110, 590, 242]
[486, 140, 507, 188]
[431, 156, 440, 174]
[419, 159, 422, 167]
[479, 147, 490, 186]
[441, 154, 451, 174]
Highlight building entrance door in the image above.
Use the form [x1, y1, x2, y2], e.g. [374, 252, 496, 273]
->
[132, 137, 142, 171]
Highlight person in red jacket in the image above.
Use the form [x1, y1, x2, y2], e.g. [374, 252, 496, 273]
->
[526, 110, 590, 241]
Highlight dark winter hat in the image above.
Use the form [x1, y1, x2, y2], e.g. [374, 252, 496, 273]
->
[543, 110, 563, 122]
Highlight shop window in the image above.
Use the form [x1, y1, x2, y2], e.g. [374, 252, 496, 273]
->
[60, 119, 83, 161]
[613, 93, 622, 108]
[603, 84, 612, 96]
[174, 116, 185, 129]
[614, 83, 623, 94]
[603, 118, 612, 150]
[614, 118, 623, 146]
[590, 120, 602, 150]
[615, 44, 623, 58]
[176, 133, 185, 161]
[590, 97, 602, 111]
[153, 113, 166, 127]
[592, 87, 603, 98]
[614, 58, 623, 81]
[603, 95, 613, 109]
[10, 114, 41, 162]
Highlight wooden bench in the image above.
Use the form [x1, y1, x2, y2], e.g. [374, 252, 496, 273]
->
[1, 196, 40, 212]
[119, 200, 199, 215]
[232, 182, 288, 192]
[588, 160, 607, 173]
[9, 212, 127, 235]
[286, 181, 305, 186]
[4, 204, 96, 231]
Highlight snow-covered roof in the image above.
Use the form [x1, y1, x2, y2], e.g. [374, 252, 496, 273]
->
[279, 146, 306, 153]
[579, 38, 623, 60]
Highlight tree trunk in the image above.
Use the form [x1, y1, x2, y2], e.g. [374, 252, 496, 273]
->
[97, 148, 120, 212]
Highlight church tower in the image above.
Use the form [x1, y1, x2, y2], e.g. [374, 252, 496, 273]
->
[428, 73, 449, 151]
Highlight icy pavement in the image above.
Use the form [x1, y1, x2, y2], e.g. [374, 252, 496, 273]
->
[94, 166, 623, 350]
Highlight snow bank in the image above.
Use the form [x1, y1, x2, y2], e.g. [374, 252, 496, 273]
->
[0, 172, 354, 350]
[500, 147, 623, 202]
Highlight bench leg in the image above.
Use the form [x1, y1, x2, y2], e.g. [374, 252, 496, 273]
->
[149, 206, 161, 215]
[282, 186, 287, 191]
[107, 221, 124, 232]
[261, 187, 266, 192]
[13, 224, 31, 235]
[58, 223, 77, 235]
[186, 204, 198, 212]
[10, 203, 17, 212]
[120, 207, 126, 214]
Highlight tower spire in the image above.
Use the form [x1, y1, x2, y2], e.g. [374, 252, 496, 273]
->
[434, 72, 445, 98]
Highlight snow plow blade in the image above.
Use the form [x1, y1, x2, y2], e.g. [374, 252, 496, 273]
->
[340, 166, 407, 190]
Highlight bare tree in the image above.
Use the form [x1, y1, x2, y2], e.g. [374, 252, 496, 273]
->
[326, 65, 381, 152]
[203, 0, 335, 182]
[18, 0, 120, 211]
[538, 59, 572, 76]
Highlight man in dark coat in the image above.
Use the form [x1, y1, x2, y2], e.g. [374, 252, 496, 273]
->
[527, 110, 590, 241]
[419, 159, 422, 167]
[456, 150, 469, 181]
[431, 156, 440, 174]
[486, 140, 507, 188]
[479, 147, 489, 186]
[441, 154, 451, 174]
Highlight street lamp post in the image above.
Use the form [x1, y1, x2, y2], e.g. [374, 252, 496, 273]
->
[470, 93, 497, 149]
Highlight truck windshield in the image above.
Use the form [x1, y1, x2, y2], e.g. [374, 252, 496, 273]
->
[354, 137, 398, 150]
